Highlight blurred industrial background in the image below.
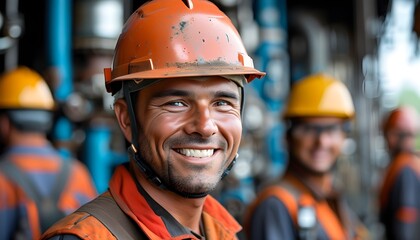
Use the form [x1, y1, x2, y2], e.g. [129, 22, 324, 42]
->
[1, 0, 420, 238]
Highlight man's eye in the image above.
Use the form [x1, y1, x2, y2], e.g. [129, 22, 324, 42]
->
[304, 126, 316, 133]
[215, 100, 229, 106]
[168, 101, 185, 107]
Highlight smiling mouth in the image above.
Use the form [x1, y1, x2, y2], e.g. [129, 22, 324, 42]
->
[175, 149, 215, 158]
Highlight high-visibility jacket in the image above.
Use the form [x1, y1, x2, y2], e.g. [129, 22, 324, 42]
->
[244, 172, 369, 240]
[41, 163, 242, 240]
[0, 143, 98, 240]
[378, 151, 420, 239]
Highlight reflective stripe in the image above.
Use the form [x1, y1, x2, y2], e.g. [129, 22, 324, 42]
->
[379, 152, 420, 208]
[245, 175, 349, 239]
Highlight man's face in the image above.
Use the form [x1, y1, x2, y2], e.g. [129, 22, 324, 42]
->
[135, 76, 242, 194]
[385, 127, 417, 154]
[289, 117, 346, 175]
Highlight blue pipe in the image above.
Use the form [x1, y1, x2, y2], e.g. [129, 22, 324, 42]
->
[251, 0, 289, 178]
[47, 0, 73, 100]
[251, 0, 288, 112]
[47, 0, 73, 159]
[84, 125, 127, 193]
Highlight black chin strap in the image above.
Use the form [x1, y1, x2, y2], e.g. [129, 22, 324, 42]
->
[221, 153, 237, 180]
[128, 145, 163, 187]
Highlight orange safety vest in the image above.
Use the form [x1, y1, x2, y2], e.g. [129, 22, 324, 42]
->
[379, 152, 420, 209]
[378, 151, 420, 232]
[0, 144, 97, 240]
[42, 164, 241, 240]
[244, 173, 368, 240]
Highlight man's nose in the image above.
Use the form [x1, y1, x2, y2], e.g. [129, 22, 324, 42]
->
[185, 106, 217, 138]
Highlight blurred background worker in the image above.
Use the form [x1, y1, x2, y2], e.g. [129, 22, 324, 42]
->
[244, 73, 369, 240]
[0, 67, 97, 240]
[382, 106, 419, 158]
[378, 106, 420, 239]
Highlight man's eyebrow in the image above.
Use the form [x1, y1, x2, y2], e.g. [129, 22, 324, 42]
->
[215, 90, 239, 100]
[151, 89, 190, 99]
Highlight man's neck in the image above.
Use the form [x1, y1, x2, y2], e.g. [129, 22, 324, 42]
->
[288, 164, 333, 197]
[10, 131, 47, 147]
[132, 162, 205, 234]
[303, 173, 333, 196]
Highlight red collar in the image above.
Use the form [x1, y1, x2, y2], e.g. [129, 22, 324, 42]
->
[109, 165, 241, 239]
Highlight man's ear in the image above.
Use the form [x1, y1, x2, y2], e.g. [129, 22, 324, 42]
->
[113, 99, 132, 142]
[0, 114, 11, 137]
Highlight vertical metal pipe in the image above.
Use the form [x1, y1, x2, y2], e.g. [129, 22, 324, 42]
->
[74, 0, 126, 191]
[47, 0, 73, 158]
[4, 0, 19, 70]
[252, 0, 289, 179]
[47, 0, 73, 101]
[85, 126, 112, 193]
[354, 0, 380, 232]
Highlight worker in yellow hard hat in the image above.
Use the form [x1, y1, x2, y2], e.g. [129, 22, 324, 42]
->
[0, 67, 97, 239]
[378, 106, 420, 239]
[244, 73, 369, 240]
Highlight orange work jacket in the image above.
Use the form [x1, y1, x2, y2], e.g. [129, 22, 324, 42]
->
[42, 164, 241, 240]
[378, 152, 420, 239]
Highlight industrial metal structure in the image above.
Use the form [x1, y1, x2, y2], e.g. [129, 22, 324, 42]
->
[1, 0, 417, 238]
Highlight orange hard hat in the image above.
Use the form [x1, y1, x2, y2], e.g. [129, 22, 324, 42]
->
[383, 106, 419, 133]
[104, 0, 265, 94]
[283, 73, 355, 119]
[0, 67, 55, 110]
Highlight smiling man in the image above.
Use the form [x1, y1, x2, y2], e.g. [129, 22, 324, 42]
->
[41, 0, 264, 239]
[244, 73, 369, 240]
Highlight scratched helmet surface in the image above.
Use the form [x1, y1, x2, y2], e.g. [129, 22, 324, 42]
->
[104, 0, 265, 93]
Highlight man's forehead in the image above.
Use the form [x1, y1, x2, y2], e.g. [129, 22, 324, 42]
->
[146, 77, 241, 93]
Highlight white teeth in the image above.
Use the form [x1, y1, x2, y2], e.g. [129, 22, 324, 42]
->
[177, 149, 214, 158]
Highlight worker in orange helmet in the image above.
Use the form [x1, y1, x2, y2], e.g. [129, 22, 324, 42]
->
[42, 0, 265, 239]
[244, 73, 369, 240]
[378, 106, 420, 239]
[0, 67, 97, 240]
[382, 106, 419, 158]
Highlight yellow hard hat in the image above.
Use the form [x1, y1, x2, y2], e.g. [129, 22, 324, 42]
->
[283, 73, 355, 119]
[0, 67, 55, 110]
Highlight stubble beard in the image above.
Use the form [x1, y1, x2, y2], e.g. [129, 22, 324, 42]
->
[137, 137, 226, 196]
